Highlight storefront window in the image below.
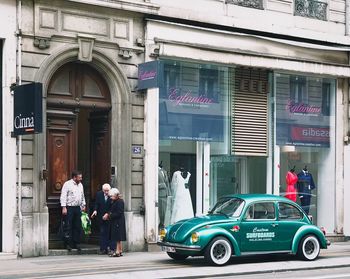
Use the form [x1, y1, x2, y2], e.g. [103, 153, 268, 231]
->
[158, 60, 231, 228]
[274, 73, 336, 230]
[158, 61, 271, 229]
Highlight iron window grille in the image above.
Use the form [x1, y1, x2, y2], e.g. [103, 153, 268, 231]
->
[226, 0, 264, 10]
[294, 0, 327, 21]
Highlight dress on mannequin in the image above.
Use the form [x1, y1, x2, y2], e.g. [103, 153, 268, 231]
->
[285, 168, 298, 202]
[170, 170, 194, 224]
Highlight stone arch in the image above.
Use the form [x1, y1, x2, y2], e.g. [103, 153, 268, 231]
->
[33, 45, 132, 212]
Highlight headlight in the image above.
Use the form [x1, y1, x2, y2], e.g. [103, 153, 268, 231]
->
[191, 232, 199, 243]
[159, 228, 167, 241]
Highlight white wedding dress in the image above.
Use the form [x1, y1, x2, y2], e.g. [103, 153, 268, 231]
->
[170, 171, 194, 224]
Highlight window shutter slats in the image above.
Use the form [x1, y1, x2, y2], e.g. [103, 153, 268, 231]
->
[231, 68, 269, 156]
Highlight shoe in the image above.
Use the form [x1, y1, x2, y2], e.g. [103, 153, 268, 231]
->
[73, 244, 82, 252]
[109, 252, 120, 257]
[64, 244, 72, 252]
[98, 250, 108, 255]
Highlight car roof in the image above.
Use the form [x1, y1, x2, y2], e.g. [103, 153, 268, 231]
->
[221, 193, 292, 203]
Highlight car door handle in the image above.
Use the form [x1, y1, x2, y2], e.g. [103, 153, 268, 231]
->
[271, 223, 278, 227]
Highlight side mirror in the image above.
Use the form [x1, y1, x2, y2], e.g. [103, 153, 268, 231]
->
[308, 215, 313, 223]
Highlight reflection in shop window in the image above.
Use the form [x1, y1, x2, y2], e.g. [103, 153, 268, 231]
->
[278, 202, 303, 220]
[275, 73, 336, 228]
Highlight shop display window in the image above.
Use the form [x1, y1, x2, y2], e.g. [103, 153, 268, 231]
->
[275, 73, 336, 230]
[158, 61, 269, 229]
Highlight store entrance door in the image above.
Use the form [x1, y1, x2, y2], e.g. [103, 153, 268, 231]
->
[210, 156, 247, 209]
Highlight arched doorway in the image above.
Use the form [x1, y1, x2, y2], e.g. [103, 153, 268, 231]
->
[46, 62, 112, 246]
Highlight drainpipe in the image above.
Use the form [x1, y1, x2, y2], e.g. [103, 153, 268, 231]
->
[346, 0, 350, 36]
[16, 0, 23, 257]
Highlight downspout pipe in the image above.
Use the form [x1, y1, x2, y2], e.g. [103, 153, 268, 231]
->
[16, 0, 23, 257]
[346, 0, 350, 36]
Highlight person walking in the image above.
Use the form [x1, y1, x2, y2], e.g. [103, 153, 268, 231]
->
[108, 188, 126, 257]
[91, 183, 114, 254]
[60, 170, 86, 251]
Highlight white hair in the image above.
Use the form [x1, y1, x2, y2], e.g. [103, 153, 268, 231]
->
[109, 188, 120, 197]
[102, 183, 111, 191]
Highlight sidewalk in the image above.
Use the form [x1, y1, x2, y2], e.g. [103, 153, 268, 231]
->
[0, 241, 349, 278]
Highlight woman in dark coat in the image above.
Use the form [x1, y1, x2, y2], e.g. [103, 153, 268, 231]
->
[108, 188, 126, 257]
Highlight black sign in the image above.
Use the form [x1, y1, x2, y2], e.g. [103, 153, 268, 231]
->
[13, 83, 43, 136]
[138, 61, 163, 90]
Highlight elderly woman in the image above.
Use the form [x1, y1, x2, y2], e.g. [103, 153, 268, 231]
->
[108, 188, 126, 257]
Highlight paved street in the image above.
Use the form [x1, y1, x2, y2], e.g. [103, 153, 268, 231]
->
[0, 242, 350, 279]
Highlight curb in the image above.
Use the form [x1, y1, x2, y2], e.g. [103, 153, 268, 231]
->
[161, 263, 350, 279]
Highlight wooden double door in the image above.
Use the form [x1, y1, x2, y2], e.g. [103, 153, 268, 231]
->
[46, 62, 112, 244]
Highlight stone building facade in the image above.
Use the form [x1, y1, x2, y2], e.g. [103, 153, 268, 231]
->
[2, 0, 350, 257]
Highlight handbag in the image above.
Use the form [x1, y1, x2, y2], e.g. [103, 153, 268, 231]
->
[81, 212, 91, 235]
[58, 216, 70, 241]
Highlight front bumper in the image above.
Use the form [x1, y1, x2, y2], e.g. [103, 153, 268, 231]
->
[157, 241, 201, 252]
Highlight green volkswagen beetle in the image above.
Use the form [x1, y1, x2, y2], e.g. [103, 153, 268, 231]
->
[157, 194, 330, 266]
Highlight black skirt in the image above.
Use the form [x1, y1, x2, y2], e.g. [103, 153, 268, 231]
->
[109, 199, 127, 241]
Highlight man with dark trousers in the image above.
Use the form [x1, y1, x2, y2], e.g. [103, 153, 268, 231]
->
[60, 170, 86, 252]
[91, 183, 114, 254]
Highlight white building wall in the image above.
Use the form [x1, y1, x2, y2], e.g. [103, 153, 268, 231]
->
[150, 0, 349, 44]
[0, 0, 17, 253]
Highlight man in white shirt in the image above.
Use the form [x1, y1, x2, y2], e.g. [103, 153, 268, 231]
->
[60, 170, 86, 251]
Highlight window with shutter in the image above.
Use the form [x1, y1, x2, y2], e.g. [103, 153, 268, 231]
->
[231, 67, 269, 156]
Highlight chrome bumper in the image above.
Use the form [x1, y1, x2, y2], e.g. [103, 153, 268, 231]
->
[157, 241, 201, 252]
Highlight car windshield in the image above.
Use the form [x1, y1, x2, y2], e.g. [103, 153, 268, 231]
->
[210, 198, 245, 218]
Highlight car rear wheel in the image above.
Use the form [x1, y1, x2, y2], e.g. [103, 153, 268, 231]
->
[166, 252, 188, 260]
[204, 236, 232, 266]
[297, 234, 320, 261]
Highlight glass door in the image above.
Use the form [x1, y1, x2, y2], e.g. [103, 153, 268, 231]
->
[209, 156, 247, 210]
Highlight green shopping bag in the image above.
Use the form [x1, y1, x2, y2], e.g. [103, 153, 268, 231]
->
[81, 212, 91, 235]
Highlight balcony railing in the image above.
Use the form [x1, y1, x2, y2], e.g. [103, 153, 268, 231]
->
[294, 0, 327, 21]
[226, 0, 264, 10]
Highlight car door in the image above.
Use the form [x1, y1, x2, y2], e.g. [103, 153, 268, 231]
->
[239, 202, 279, 253]
[276, 202, 305, 251]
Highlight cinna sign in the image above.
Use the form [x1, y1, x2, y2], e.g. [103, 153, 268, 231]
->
[13, 83, 43, 136]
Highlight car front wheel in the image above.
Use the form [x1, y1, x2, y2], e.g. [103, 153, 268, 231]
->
[166, 252, 188, 260]
[204, 236, 232, 266]
[297, 234, 320, 261]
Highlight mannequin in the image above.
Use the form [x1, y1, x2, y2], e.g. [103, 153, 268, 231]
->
[170, 167, 194, 223]
[158, 162, 171, 228]
[297, 166, 316, 214]
[285, 166, 298, 202]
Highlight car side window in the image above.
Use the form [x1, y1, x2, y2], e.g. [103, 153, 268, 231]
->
[278, 202, 303, 220]
[245, 202, 275, 220]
